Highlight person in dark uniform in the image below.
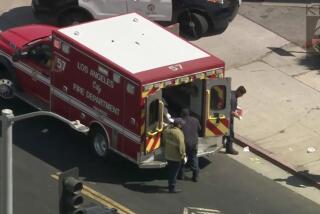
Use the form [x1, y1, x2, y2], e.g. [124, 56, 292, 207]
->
[225, 86, 247, 155]
[179, 108, 201, 182]
[162, 118, 186, 193]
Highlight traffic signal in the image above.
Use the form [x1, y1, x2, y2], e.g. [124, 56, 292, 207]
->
[59, 168, 84, 214]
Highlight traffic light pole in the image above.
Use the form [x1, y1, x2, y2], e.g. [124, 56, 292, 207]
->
[1, 109, 14, 214]
[0, 109, 89, 214]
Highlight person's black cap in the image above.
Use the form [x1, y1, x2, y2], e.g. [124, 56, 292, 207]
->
[181, 108, 190, 117]
[173, 118, 185, 126]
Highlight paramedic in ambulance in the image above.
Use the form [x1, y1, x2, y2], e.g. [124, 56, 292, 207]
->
[225, 86, 247, 155]
[163, 118, 186, 193]
[178, 108, 201, 182]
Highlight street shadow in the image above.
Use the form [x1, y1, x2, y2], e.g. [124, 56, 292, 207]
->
[123, 183, 169, 193]
[298, 53, 320, 72]
[267, 46, 320, 73]
[273, 170, 320, 188]
[123, 157, 211, 193]
[0, 6, 42, 31]
[268, 47, 296, 57]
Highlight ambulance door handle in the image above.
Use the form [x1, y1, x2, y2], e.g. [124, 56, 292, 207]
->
[214, 113, 220, 123]
[63, 86, 68, 93]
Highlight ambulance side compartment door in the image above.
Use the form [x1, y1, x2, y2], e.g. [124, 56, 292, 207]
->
[145, 89, 163, 154]
[205, 77, 231, 137]
[127, 0, 172, 21]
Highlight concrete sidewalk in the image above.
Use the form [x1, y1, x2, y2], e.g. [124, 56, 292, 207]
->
[195, 15, 320, 189]
[232, 43, 320, 189]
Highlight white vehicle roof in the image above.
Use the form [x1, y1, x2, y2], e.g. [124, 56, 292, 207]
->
[58, 13, 209, 74]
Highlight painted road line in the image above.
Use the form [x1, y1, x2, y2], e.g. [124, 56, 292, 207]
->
[51, 174, 136, 214]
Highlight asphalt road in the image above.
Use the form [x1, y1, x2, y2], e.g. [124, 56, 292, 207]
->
[1, 98, 320, 214]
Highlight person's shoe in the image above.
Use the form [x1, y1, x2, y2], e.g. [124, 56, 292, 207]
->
[169, 188, 182, 193]
[192, 176, 198, 182]
[222, 141, 226, 148]
[177, 175, 185, 180]
[226, 149, 239, 155]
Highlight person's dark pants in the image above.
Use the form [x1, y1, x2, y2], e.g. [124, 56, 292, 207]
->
[225, 116, 234, 152]
[167, 160, 182, 191]
[179, 146, 199, 179]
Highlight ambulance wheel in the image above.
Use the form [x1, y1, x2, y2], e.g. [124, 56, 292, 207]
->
[90, 126, 109, 158]
[178, 12, 208, 40]
[57, 9, 93, 27]
[0, 63, 16, 99]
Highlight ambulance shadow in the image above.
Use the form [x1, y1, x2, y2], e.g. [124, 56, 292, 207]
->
[8, 98, 212, 188]
[9, 105, 168, 185]
[0, 6, 41, 31]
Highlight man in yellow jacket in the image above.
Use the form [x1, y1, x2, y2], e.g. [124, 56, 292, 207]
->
[162, 118, 186, 193]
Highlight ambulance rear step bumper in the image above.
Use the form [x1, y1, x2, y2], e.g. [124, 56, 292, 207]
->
[138, 148, 167, 169]
[139, 160, 167, 169]
[15, 92, 50, 111]
[197, 143, 223, 157]
[197, 136, 223, 157]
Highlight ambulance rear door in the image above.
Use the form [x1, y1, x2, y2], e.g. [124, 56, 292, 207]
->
[197, 77, 231, 157]
[127, 0, 172, 21]
[205, 77, 231, 137]
[145, 89, 164, 154]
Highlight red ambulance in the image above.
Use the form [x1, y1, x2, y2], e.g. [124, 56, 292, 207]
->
[0, 13, 231, 168]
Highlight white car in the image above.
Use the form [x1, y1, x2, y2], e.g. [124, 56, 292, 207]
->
[32, 0, 241, 39]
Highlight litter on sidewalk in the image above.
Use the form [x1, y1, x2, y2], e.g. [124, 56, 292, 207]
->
[243, 146, 250, 152]
[307, 147, 316, 153]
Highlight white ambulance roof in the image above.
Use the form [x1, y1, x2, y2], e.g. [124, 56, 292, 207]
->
[58, 13, 209, 74]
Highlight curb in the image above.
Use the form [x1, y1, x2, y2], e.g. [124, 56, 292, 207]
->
[234, 133, 320, 190]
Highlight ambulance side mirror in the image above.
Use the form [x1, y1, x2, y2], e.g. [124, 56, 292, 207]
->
[12, 50, 21, 62]
[12, 49, 28, 62]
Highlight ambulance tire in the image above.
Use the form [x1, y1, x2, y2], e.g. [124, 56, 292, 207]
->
[90, 126, 109, 159]
[179, 12, 208, 40]
[0, 60, 19, 99]
[57, 9, 93, 27]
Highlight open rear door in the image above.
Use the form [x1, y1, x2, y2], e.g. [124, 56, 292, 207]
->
[197, 77, 231, 157]
[205, 77, 231, 137]
[145, 89, 164, 154]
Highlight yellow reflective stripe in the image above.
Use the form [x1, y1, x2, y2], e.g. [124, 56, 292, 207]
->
[216, 122, 228, 135]
[146, 138, 154, 152]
